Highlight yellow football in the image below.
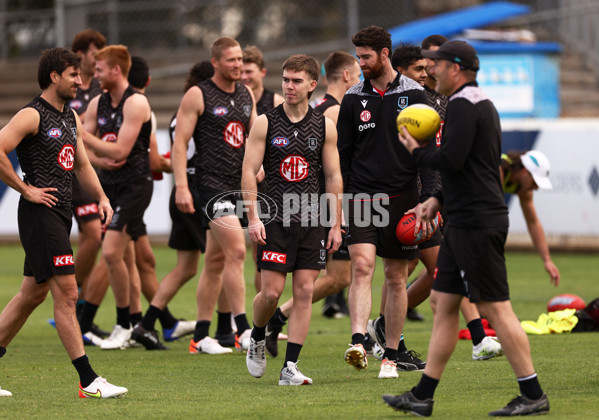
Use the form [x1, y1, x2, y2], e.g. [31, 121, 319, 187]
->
[396, 104, 441, 141]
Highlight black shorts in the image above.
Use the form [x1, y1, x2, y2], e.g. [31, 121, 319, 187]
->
[71, 176, 101, 228]
[418, 228, 442, 251]
[18, 200, 74, 284]
[197, 188, 248, 230]
[346, 190, 419, 260]
[257, 222, 327, 272]
[433, 225, 509, 303]
[168, 187, 206, 252]
[102, 177, 153, 240]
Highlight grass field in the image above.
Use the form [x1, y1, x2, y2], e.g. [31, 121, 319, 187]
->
[0, 244, 598, 419]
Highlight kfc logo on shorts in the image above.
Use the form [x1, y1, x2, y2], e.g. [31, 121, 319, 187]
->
[360, 110, 371, 122]
[76, 203, 99, 217]
[280, 154, 309, 182]
[224, 121, 245, 148]
[54, 254, 74, 267]
[47, 128, 62, 138]
[101, 132, 117, 143]
[58, 145, 75, 170]
[262, 251, 287, 264]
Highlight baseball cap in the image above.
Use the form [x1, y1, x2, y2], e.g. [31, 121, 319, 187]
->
[421, 40, 479, 71]
[521, 150, 553, 190]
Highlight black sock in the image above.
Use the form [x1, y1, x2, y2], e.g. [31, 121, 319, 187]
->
[130, 312, 142, 327]
[270, 307, 288, 328]
[284, 342, 303, 366]
[141, 305, 162, 331]
[158, 306, 178, 330]
[398, 336, 407, 353]
[0, 346, 6, 358]
[72, 355, 98, 389]
[467, 318, 487, 346]
[251, 325, 266, 341]
[216, 311, 233, 336]
[116, 306, 130, 329]
[351, 333, 365, 345]
[412, 373, 439, 400]
[76, 300, 84, 318]
[79, 302, 99, 334]
[193, 321, 210, 342]
[518, 373, 543, 400]
[383, 347, 398, 361]
[234, 313, 251, 335]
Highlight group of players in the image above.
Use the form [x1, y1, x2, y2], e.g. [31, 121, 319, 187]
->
[0, 23, 557, 417]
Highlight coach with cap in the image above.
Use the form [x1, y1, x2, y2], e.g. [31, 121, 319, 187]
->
[383, 40, 550, 417]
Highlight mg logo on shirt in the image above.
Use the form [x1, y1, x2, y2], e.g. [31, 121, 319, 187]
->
[53, 254, 74, 267]
[280, 154, 309, 182]
[224, 121, 245, 148]
[101, 132, 117, 142]
[57, 144, 75, 170]
[360, 110, 371, 122]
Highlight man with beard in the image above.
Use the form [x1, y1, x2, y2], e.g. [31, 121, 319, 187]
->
[0, 47, 126, 398]
[82, 45, 153, 350]
[337, 26, 430, 379]
[172, 37, 257, 355]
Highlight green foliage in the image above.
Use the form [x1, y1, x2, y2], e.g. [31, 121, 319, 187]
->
[0, 246, 597, 419]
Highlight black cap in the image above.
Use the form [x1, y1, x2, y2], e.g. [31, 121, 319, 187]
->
[421, 40, 479, 71]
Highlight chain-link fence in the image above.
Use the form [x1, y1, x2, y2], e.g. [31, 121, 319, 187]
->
[1, 0, 488, 62]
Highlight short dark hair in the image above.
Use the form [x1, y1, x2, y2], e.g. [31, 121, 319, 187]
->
[282, 54, 319, 98]
[71, 28, 106, 53]
[324, 51, 358, 82]
[421, 34, 448, 50]
[211, 37, 240, 60]
[391, 44, 423, 70]
[128, 56, 149, 90]
[243, 45, 265, 69]
[351, 26, 392, 55]
[38, 48, 81, 90]
[184, 61, 214, 92]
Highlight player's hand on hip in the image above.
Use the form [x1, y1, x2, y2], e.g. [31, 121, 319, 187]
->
[248, 218, 266, 245]
[175, 186, 195, 214]
[23, 185, 58, 207]
[327, 225, 342, 254]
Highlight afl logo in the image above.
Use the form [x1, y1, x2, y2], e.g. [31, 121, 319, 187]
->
[213, 106, 229, 116]
[58, 144, 75, 170]
[69, 100, 83, 110]
[271, 137, 289, 147]
[101, 132, 117, 143]
[280, 154, 309, 182]
[98, 117, 106, 126]
[224, 121, 245, 148]
[360, 110, 371, 122]
[47, 128, 62, 138]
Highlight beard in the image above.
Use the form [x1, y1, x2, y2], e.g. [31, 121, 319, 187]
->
[362, 56, 385, 80]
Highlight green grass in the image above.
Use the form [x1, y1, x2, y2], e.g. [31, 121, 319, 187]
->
[0, 245, 598, 419]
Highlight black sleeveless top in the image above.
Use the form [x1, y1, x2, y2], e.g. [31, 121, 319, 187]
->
[262, 105, 326, 224]
[17, 96, 78, 208]
[192, 79, 252, 191]
[96, 86, 152, 185]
